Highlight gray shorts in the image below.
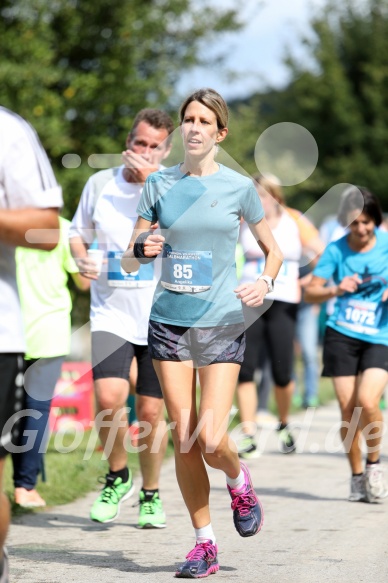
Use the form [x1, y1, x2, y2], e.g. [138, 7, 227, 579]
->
[148, 320, 246, 368]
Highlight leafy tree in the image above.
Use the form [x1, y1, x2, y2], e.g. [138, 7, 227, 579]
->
[280, 0, 388, 209]
[0, 0, 247, 324]
[0, 0, 243, 216]
[228, 0, 388, 211]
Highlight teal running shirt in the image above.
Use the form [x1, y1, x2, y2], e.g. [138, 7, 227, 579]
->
[313, 229, 388, 345]
[137, 164, 264, 327]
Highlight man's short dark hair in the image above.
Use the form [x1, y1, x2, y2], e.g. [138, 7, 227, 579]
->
[130, 109, 174, 145]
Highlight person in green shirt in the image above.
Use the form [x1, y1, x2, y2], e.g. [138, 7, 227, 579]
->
[12, 216, 89, 508]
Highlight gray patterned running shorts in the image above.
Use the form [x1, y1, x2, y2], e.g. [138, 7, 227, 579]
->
[148, 320, 246, 368]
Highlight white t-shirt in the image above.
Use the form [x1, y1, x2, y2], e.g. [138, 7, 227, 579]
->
[0, 107, 63, 352]
[69, 166, 158, 345]
[239, 211, 302, 304]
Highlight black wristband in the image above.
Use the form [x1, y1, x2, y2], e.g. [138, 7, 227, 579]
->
[133, 232, 156, 264]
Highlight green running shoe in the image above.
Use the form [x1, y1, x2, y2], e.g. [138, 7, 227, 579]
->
[137, 490, 166, 529]
[237, 435, 261, 460]
[90, 472, 134, 523]
[277, 424, 296, 454]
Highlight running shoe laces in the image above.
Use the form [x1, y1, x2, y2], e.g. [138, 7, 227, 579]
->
[90, 473, 134, 523]
[136, 491, 166, 528]
[141, 499, 154, 515]
[230, 485, 257, 516]
[134, 495, 156, 515]
[186, 541, 217, 563]
[98, 475, 122, 504]
[133, 491, 157, 513]
[227, 462, 264, 537]
[175, 540, 219, 578]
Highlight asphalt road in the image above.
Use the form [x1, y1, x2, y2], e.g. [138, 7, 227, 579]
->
[7, 402, 388, 582]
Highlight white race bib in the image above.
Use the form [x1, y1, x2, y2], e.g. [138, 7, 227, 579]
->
[161, 248, 212, 293]
[107, 251, 154, 288]
[336, 297, 382, 335]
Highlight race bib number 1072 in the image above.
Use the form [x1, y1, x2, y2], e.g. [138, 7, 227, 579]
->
[336, 297, 382, 335]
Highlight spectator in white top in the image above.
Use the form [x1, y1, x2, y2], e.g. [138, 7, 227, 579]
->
[0, 106, 62, 583]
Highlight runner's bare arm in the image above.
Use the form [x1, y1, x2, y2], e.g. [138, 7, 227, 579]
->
[304, 274, 362, 303]
[0, 207, 59, 250]
[235, 218, 283, 307]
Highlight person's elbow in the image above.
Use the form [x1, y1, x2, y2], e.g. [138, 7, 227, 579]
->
[26, 209, 60, 251]
[43, 209, 60, 250]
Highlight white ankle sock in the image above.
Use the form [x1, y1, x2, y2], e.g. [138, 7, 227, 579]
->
[195, 523, 216, 544]
[226, 469, 245, 491]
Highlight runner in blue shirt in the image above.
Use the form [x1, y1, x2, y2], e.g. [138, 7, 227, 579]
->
[305, 187, 388, 504]
[122, 88, 283, 579]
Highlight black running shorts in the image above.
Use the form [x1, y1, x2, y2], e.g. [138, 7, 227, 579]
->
[322, 326, 388, 377]
[0, 354, 24, 458]
[91, 332, 162, 398]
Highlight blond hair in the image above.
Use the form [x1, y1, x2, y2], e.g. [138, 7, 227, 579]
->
[253, 173, 285, 205]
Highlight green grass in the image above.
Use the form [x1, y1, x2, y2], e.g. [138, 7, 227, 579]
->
[315, 375, 336, 405]
[4, 428, 141, 515]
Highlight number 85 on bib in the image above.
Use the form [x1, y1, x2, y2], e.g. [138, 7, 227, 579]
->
[161, 248, 212, 293]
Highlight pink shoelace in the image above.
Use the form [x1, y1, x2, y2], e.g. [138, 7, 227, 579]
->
[186, 541, 217, 562]
[230, 486, 257, 516]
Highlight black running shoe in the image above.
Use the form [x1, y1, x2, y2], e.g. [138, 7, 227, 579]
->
[227, 462, 264, 537]
[175, 540, 219, 578]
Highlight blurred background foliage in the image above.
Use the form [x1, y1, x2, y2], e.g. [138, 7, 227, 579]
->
[0, 0, 243, 323]
[0, 0, 242, 219]
[227, 0, 388, 211]
[1, 0, 387, 214]
[1, 0, 388, 321]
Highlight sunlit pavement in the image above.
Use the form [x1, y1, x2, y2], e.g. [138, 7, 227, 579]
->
[8, 402, 388, 582]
